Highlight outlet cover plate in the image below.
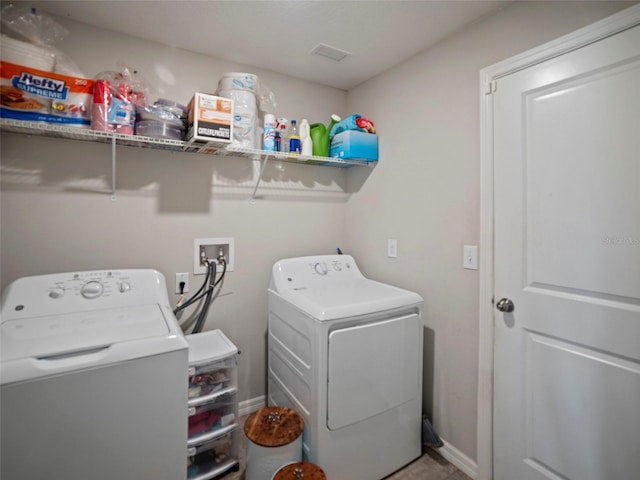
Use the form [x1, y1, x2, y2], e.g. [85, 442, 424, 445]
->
[175, 272, 189, 294]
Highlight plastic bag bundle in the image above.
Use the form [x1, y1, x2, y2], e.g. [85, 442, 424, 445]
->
[90, 64, 153, 134]
[0, 4, 94, 127]
[92, 70, 134, 134]
[0, 3, 84, 76]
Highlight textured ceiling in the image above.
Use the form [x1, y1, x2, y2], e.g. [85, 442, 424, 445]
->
[19, 0, 511, 90]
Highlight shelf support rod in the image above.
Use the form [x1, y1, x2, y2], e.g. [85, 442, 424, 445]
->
[251, 154, 271, 200]
[111, 135, 117, 201]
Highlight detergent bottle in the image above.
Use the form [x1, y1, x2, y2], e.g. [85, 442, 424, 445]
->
[300, 119, 313, 156]
[310, 114, 341, 157]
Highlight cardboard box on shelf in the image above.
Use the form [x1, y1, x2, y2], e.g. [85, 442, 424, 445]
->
[186, 93, 233, 145]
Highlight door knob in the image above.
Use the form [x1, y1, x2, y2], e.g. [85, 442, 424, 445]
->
[496, 298, 514, 312]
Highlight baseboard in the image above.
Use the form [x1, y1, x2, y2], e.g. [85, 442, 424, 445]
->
[238, 395, 266, 417]
[437, 439, 478, 479]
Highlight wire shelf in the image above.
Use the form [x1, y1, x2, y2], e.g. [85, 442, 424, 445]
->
[1, 118, 376, 198]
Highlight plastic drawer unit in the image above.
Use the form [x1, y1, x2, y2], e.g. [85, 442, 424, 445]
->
[186, 330, 239, 480]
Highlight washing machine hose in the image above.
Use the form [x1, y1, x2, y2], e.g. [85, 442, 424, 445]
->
[173, 259, 227, 334]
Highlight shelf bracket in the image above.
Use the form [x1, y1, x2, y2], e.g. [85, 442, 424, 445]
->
[111, 135, 117, 200]
[251, 154, 271, 200]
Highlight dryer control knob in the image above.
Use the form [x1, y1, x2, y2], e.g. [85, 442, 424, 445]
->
[49, 287, 65, 299]
[314, 262, 329, 275]
[118, 281, 131, 293]
[81, 281, 103, 299]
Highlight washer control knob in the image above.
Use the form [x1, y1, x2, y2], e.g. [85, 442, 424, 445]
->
[49, 287, 65, 299]
[314, 262, 329, 275]
[81, 281, 103, 299]
[118, 281, 131, 293]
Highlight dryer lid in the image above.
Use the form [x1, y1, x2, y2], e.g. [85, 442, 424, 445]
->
[277, 278, 422, 321]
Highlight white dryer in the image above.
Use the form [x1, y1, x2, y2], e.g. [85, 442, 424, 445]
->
[268, 255, 424, 480]
[0, 269, 188, 480]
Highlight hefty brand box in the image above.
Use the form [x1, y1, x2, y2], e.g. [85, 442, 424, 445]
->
[0, 61, 94, 127]
[330, 130, 378, 162]
[186, 93, 233, 145]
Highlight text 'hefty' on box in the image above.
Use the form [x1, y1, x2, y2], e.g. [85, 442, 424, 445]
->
[186, 93, 233, 143]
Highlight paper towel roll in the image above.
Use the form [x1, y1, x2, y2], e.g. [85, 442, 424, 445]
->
[218, 88, 257, 148]
[219, 72, 258, 93]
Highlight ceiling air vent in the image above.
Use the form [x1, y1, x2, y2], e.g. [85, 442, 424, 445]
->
[310, 43, 352, 63]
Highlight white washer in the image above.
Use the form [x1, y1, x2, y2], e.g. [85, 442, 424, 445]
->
[0, 269, 189, 480]
[268, 255, 424, 480]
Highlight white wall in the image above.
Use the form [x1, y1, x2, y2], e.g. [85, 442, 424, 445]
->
[1, 0, 635, 470]
[0, 17, 349, 403]
[344, 0, 634, 465]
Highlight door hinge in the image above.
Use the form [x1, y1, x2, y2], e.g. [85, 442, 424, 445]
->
[486, 80, 497, 95]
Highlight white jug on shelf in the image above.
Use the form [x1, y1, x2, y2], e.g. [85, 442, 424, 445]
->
[300, 119, 313, 156]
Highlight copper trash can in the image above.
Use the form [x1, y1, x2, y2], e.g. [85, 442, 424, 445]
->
[272, 461, 327, 480]
[244, 406, 303, 480]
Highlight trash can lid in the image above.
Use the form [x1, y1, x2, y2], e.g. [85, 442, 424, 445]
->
[273, 461, 326, 480]
[244, 406, 303, 447]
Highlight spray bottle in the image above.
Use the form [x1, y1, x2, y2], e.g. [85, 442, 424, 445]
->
[263, 114, 276, 151]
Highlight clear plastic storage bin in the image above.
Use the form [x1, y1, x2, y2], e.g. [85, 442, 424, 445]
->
[187, 432, 238, 480]
[186, 330, 239, 479]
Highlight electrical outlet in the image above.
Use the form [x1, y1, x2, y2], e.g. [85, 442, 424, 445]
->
[194, 237, 235, 274]
[176, 273, 189, 294]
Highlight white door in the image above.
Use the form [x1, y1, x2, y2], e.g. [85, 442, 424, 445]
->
[493, 23, 640, 480]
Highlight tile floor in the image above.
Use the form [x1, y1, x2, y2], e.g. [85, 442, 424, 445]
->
[222, 416, 471, 480]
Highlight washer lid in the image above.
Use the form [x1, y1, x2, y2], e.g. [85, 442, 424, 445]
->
[0, 304, 170, 362]
[278, 278, 423, 321]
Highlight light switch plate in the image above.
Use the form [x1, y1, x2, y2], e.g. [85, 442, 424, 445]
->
[387, 239, 398, 258]
[463, 245, 478, 270]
